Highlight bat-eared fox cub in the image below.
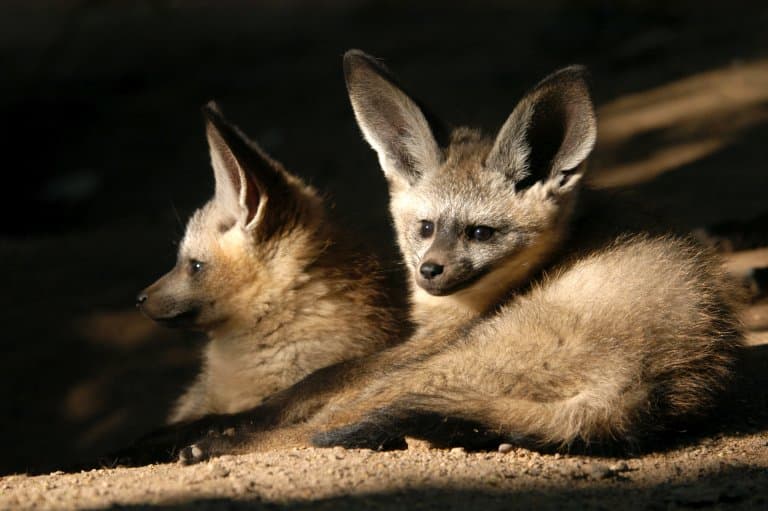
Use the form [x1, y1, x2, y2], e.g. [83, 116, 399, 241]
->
[135, 102, 401, 424]
[120, 51, 743, 465]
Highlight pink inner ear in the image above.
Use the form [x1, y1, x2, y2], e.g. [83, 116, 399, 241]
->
[208, 121, 245, 212]
[241, 169, 264, 226]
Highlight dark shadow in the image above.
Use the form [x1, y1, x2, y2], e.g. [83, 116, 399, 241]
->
[646, 343, 768, 453]
[698, 343, 768, 435]
[697, 213, 768, 253]
[80, 465, 768, 511]
[597, 119, 768, 232]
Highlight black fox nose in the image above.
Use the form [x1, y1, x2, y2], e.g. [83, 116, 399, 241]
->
[420, 262, 444, 279]
[136, 293, 148, 308]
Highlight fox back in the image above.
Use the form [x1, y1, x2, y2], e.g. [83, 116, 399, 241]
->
[316, 51, 745, 450]
[137, 103, 401, 423]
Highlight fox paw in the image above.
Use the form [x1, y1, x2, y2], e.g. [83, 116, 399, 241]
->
[178, 442, 209, 465]
[177, 427, 238, 465]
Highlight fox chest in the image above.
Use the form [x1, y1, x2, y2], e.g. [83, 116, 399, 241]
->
[203, 341, 304, 414]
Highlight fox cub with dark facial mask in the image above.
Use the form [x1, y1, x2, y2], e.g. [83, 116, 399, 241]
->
[306, 51, 744, 451]
[125, 53, 744, 463]
[136, 103, 400, 424]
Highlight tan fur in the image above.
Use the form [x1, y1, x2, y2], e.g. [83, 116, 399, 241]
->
[124, 55, 744, 465]
[241, 54, 741, 453]
[205, 232, 740, 455]
[301, 236, 742, 447]
[137, 103, 401, 424]
[164, 243, 739, 457]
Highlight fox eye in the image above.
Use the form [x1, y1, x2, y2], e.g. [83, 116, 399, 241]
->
[419, 220, 435, 239]
[467, 225, 495, 242]
[188, 259, 205, 275]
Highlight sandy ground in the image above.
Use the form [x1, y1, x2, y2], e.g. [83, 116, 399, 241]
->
[2, 435, 768, 510]
[2, 1, 768, 509]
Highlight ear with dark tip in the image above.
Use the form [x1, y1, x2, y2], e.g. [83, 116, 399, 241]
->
[485, 66, 596, 192]
[202, 101, 293, 234]
[343, 49, 449, 189]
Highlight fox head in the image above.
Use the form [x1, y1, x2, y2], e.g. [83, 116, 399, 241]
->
[344, 50, 596, 308]
[136, 103, 324, 332]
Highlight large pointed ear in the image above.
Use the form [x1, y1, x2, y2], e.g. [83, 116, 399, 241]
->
[203, 102, 296, 235]
[343, 49, 449, 189]
[485, 66, 596, 192]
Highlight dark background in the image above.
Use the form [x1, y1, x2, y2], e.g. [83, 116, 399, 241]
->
[2, 0, 767, 475]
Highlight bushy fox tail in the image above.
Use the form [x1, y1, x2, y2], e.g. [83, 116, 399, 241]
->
[313, 383, 649, 453]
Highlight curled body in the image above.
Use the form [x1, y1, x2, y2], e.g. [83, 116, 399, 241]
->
[310, 234, 742, 451]
[119, 52, 743, 464]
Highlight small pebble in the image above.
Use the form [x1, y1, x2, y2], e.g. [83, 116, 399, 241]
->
[609, 461, 630, 473]
[586, 463, 612, 479]
[406, 437, 432, 451]
[179, 444, 205, 464]
[209, 464, 230, 478]
[498, 443, 514, 454]
[526, 466, 542, 476]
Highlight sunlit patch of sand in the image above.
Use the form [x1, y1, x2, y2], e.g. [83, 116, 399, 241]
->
[592, 59, 768, 188]
[723, 247, 768, 275]
[744, 304, 768, 343]
[593, 138, 726, 188]
[75, 408, 131, 449]
[63, 379, 108, 421]
[74, 309, 170, 349]
[63, 309, 194, 445]
[720, 249, 768, 342]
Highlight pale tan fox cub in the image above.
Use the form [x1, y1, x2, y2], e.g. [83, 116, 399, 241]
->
[136, 102, 399, 424]
[305, 51, 744, 450]
[127, 53, 743, 463]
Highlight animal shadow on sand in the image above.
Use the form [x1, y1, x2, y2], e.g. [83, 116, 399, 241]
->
[81, 463, 768, 511]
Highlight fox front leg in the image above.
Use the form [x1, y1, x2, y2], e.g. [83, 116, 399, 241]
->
[177, 427, 242, 464]
[102, 415, 225, 467]
[174, 414, 277, 464]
